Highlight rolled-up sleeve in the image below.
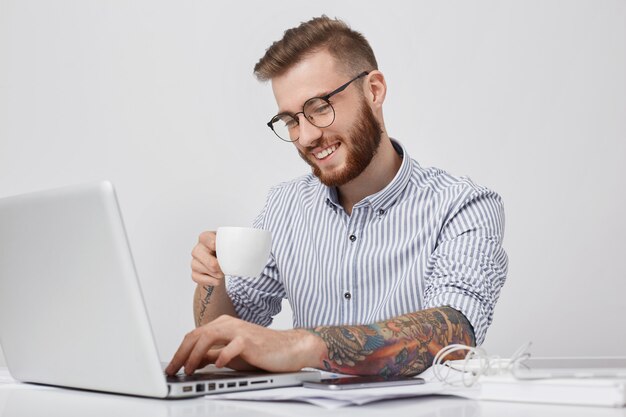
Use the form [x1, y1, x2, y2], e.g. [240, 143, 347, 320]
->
[226, 187, 286, 327]
[226, 258, 284, 327]
[424, 186, 508, 345]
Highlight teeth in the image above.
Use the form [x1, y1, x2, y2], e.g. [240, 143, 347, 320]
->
[315, 145, 337, 160]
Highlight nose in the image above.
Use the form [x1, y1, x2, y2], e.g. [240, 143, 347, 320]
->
[297, 114, 323, 148]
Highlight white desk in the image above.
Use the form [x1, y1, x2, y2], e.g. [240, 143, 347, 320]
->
[1, 369, 625, 417]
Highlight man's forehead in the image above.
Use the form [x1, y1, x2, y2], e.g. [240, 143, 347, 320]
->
[270, 51, 345, 112]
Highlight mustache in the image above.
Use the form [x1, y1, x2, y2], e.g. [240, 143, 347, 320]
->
[300, 136, 343, 152]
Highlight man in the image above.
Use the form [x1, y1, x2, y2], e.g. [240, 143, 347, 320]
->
[166, 16, 508, 377]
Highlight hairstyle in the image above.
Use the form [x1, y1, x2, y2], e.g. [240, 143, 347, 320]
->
[253, 15, 378, 81]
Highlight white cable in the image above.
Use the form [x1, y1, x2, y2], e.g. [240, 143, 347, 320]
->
[432, 342, 533, 387]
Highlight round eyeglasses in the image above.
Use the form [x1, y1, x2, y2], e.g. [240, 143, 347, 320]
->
[267, 71, 369, 142]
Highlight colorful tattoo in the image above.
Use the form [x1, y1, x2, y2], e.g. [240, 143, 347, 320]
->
[309, 306, 475, 376]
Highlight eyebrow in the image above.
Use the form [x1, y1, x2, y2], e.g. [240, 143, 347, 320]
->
[276, 88, 336, 116]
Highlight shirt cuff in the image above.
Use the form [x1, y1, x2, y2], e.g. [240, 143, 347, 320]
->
[425, 291, 489, 346]
[226, 278, 273, 327]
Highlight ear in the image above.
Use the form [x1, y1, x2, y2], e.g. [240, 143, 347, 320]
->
[363, 70, 387, 110]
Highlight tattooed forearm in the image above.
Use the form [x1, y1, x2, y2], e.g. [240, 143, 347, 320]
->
[308, 306, 475, 377]
[194, 285, 214, 328]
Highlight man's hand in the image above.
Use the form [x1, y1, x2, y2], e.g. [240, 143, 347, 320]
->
[191, 231, 224, 287]
[190, 231, 239, 327]
[165, 315, 324, 376]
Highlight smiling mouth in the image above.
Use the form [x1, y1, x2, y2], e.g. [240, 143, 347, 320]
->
[314, 144, 339, 160]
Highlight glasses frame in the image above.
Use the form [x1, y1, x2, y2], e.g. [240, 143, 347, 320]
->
[267, 71, 370, 142]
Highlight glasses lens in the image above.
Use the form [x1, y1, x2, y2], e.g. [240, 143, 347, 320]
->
[270, 114, 299, 142]
[303, 98, 335, 128]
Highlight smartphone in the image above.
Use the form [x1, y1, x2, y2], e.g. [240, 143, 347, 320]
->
[302, 375, 425, 390]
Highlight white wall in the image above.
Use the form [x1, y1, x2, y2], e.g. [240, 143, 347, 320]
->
[1, 0, 625, 368]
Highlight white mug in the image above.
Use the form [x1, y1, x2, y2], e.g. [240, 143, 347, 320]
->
[216, 227, 272, 277]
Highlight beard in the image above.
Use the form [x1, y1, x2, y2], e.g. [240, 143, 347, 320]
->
[298, 100, 383, 187]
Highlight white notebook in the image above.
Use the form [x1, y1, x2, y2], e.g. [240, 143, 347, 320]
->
[478, 375, 626, 407]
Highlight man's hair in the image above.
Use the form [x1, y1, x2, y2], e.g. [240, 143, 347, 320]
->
[254, 15, 378, 81]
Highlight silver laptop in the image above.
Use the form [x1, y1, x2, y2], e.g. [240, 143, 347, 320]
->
[0, 181, 320, 398]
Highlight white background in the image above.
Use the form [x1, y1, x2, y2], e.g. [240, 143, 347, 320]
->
[1, 0, 625, 367]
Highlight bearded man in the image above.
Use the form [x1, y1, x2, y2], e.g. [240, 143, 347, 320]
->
[167, 15, 508, 378]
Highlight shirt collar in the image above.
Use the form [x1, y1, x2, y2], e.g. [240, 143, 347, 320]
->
[324, 138, 413, 213]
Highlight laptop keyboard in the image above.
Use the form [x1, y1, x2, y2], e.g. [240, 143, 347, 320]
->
[166, 371, 256, 383]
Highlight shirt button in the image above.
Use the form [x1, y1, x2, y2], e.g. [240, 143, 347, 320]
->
[349, 234, 357, 242]
[344, 292, 352, 300]
[378, 209, 385, 215]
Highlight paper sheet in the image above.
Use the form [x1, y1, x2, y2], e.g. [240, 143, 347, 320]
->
[207, 382, 457, 409]
[206, 367, 478, 409]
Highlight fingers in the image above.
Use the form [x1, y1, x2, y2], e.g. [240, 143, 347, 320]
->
[191, 231, 225, 286]
[215, 337, 244, 368]
[166, 341, 220, 376]
[165, 331, 199, 376]
[204, 348, 257, 371]
[203, 348, 222, 365]
[166, 329, 221, 376]
[167, 317, 242, 376]
[199, 231, 217, 253]
[183, 334, 219, 375]
[191, 259, 222, 286]
[167, 318, 238, 376]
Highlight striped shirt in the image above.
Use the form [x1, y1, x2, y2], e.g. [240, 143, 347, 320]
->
[226, 140, 508, 345]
